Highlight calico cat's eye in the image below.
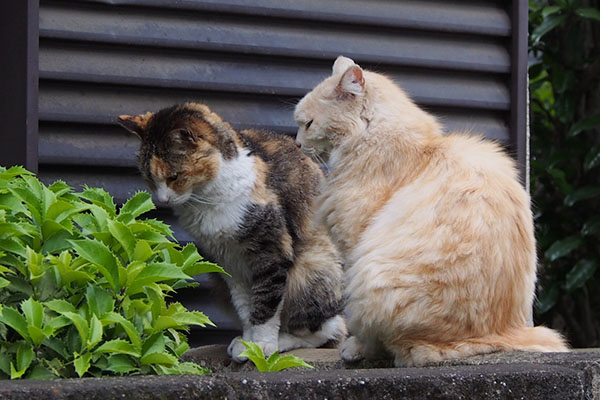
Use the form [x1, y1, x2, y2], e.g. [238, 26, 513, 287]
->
[305, 120, 313, 129]
[166, 174, 179, 183]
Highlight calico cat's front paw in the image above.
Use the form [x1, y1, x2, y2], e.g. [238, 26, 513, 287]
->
[340, 335, 365, 362]
[228, 336, 278, 363]
[227, 336, 248, 362]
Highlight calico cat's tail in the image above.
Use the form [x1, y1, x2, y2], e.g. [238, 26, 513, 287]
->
[392, 326, 568, 367]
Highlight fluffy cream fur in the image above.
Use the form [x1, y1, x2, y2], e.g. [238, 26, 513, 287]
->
[294, 56, 568, 367]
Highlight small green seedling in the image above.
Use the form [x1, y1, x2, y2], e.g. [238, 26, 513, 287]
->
[238, 340, 315, 372]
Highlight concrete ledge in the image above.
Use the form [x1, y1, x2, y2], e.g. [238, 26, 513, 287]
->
[0, 347, 598, 399]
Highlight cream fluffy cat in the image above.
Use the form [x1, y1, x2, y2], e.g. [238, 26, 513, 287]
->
[294, 56, 568, 367]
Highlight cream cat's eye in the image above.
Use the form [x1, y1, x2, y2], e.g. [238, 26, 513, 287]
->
[305, 120, 313, 129]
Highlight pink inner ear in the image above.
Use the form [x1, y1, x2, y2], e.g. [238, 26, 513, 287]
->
[351, 67, 364, 87]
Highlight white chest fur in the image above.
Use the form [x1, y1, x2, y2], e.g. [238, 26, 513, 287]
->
[173, 149, 256, 281]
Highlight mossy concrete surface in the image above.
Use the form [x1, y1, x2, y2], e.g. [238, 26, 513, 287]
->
[1, 347, 599, 399]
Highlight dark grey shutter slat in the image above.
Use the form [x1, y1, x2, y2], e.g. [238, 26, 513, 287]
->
[38, 0, 516, 345]
[79, 0, 511, 37]
[40, 2, 510, 73]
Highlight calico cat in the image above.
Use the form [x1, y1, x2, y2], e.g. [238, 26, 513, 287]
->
[117, 103, 346, 362]
[294, 56, 568, 367]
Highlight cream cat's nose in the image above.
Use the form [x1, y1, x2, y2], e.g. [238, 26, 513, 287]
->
[295, 140, 302, 148]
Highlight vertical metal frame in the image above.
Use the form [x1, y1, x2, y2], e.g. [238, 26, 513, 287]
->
[511, 0, 529, 188]
[0, 0, 39, 172]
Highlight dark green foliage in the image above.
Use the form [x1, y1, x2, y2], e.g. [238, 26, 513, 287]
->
[529, 0, 600, 346]
[0, 166, 227, 378]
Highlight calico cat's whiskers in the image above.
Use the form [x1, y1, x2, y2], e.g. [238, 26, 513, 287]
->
[188, 193, 219, 206]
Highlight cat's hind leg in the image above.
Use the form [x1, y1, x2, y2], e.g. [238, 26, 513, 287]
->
[278, 315, 347, 352]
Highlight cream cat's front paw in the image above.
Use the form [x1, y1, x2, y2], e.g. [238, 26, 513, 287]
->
[340, 335, 365, 362]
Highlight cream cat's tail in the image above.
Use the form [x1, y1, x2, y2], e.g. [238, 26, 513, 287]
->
[461, 326, 569, 354]
[394, 326, 568, 367]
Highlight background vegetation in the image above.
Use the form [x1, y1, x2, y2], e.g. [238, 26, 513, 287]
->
[529, 0, 600, 347]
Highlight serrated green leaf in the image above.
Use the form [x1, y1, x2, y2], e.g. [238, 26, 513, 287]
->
[0, 165, 33, 179]
[267, 354, 314, 372]
[119, 191, 155, 219]
[74, 352, 92, 378]
[107, 219, 136, 262]
[174, 341, 190, 358]
[545, 236, 584, 262]
[126, 263, 190, 295]
[568, 113, 600, 137]
[79, 186, 117, 217]
[42, 229, 77, 255]
[106, 354, 138, 374]
[88, 315, 103, 350]
[133, 240, 153, 262]
[174, 361, 210, 375]
[0, 276, 10, 289]
[45, 200, 78, 225]
[238, 340, 269, 372]
[25, 364, 57, 380]
[86, 285, 114, 318]
[27, 326, 47, 346]
[21, 298, 44, 329]
[10, 342, 34, 379]
[140, 352, 177, 366]
[44, 315, 71, 335]
[43, 336, 69, 359]
[564, 186, 600, 206]
[0, 306, 29, 341]
[44, 299, 77, 315]
[69, 238, 120, 291]
[61, 312, 89, 347]
[94, 339, 140, 357]
[47, 180, 72, 197]
[25, 247, 46, 280]
[152, 311, 215, 332]
[134, 219, 174, 239]
[0, 238, 27, 258]
[101, 312, 142, 350]
[575, 7, 600, 21]
[565, 259, 599, 292]
[142, 333, 166, 357]
[184, 260, 230, 277]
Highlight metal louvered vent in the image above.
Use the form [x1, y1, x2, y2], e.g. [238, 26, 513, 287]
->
[35, 0, 523, 346]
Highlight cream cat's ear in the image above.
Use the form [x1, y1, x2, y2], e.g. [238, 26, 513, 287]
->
[117, 112, 154, 139]
[337, 65, 365, 96]
[332, 56, 356, 75]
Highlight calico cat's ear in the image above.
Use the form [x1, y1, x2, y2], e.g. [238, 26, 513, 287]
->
[117, 112, 154, 139]
[337, 65, 365, 96]
[332, 56, 356, 76]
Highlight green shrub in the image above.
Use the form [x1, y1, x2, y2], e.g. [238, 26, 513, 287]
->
[0, 166, 226, 378]
[529, 0, 600, 346]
